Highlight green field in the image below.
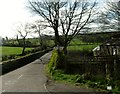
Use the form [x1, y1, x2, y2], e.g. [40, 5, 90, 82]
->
[67, 45, 98, 52]
[68, 38, 99, 52]
[1, 46, 33, 56]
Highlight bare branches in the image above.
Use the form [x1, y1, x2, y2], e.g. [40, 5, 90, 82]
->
[59, 1, 97, 43]
[28, 0, 97, 50]
[17, 23, 31, 38]
[30, 20, 47, 36]
[98, 0, 120, 31]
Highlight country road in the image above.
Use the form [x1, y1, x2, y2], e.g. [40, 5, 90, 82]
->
[0, 51, 52, 93]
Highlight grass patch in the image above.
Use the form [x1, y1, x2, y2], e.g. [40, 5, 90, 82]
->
[51, 70, 82, 84]
[46, 66, 109, 93]
[70, 39, 84, 45]
[1, 46, 33, 56]
[1, 46, 33, 61]
[47, 67, 112, 93]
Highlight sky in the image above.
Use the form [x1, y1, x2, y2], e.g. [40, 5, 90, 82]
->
[0, 0, 109, 39]
[0, 0, 40, 38]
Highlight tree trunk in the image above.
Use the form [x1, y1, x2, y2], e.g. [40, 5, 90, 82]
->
[54, 29, 60, 46]
[16, 35, 20, 46]
[22, 37, 26, 55]
[22, 46, 25, 55]
[63, 45, 67, 55]
[38, 31, 43, 49]
[62, 44, 68, 72]
[39, 38, 43, 49]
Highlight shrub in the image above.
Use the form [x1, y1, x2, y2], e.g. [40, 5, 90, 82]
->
[2, 54, 18, 61]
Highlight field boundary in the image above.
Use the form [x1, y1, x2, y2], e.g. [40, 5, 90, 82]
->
[1, 48, 53, 75]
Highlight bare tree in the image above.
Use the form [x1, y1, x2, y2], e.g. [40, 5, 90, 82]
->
[17, 23, 30, 55]
[30, 20, 47, 49]
[107, 0, 120, 22]
[28, 0, 97, 55]
[97, 0, 120, 82]
[98, 0, 120, 31]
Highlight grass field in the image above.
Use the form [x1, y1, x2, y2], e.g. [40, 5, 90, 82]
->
[67, 45, 98, 52]
[1, 46, 33, 56]
[68, 38, 99, 52]
[70, 38, 101, 45]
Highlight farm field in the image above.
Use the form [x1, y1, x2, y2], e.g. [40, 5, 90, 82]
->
[1, 46, 33, 56]
[67, 45, 98, 52]
[68, 38, 100, 52]
[70, 38, 102, 45]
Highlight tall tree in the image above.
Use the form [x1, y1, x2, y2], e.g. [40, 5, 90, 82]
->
[28, 0, 97, 55]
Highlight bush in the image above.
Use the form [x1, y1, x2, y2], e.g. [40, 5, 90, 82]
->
[2, 54, 18, 61]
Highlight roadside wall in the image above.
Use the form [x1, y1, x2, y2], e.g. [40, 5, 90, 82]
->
[2, 48, 52, 75]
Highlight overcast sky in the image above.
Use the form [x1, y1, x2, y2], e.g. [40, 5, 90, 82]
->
[0, 0, 108, 38]
[0, 0, 40, 38]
